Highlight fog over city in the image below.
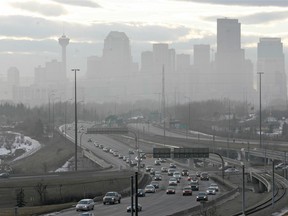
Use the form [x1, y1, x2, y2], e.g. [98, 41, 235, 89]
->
[0, 0, 288, 108]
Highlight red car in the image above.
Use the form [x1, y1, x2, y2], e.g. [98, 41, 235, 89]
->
[182, 186, 192, 196]
[166, 186, 176, 194]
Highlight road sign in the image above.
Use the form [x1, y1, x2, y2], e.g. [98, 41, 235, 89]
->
[153, 148, 171, 158]
[86, 127, 129, 134]
[173, 148, 209, 158]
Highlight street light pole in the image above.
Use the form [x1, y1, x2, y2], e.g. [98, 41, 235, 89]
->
[72, 68, 80, 171]
[258, 72, 264, 149]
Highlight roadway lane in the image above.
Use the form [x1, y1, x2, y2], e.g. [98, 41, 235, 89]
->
[54, 156, 222, 216]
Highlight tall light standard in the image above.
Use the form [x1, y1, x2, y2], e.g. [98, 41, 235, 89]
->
[48, 91, 55, 137]
[185, 96, 191, 139]
[258, 72, 264, 149]
[72, 68, 80, 171]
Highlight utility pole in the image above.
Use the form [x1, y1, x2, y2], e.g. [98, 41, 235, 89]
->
[258, 72, 264, 149]
[161, 65, 166, 147]
[72, 68, 80, 171]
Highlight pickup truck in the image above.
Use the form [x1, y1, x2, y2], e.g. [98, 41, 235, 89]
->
[103, 191, 121, 204]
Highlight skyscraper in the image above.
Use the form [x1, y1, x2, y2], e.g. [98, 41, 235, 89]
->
[102, 31, 132, 76]
[257, 38, 287, 108]
[215, 18, 254, 102]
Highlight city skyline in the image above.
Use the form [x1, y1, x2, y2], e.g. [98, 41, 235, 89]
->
[0, 0, 288, 78]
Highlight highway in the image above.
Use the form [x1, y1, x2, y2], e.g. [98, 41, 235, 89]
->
[51, 124, 224, 216]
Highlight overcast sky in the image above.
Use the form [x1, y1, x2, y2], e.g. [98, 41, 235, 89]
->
[0, 0, 288, 78]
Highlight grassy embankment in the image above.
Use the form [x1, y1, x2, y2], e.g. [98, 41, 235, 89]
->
[1, 132, 133, 216]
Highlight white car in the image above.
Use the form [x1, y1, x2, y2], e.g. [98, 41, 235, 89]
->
[173, 171, 181, 182]
[210, 183, 219, 192]
[206, 187, 216, 195]
[169, 177, 178, 186]
[145, 184, 156, 193]
[76, 199, 94, 211]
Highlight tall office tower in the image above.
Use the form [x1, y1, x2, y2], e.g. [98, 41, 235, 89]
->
[194, 45, 210, 65]
[141, 51, 153, 73]
[215, 18, 254, 101]
[193, 45, 212, 100]
[58, 34, 70, 79]
[102, 31, 132, 76]
[7, 67, 19, 86]
[153, 43, 169, 73]
[257, 38, 287, 108]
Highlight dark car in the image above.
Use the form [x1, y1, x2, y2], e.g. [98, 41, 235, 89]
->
[151, 181, 160, 189]
[166, 186, 176, 194]
[127, 204, 142, 212]
[0, 172, 9, 178]
[137, 189, 146, 197]
[200, 172, 209, 181]
[196, 192, 208, 201]
[182, 186, 192, 196]
[181, 169, 189, 176]
[154, 174, 162, 181]
[190, 182, 199, 191]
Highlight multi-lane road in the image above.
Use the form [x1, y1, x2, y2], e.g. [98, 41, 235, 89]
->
[51, 124, 224, 216]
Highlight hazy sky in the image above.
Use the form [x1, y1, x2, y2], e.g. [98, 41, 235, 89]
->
[0, 0, 288, 78]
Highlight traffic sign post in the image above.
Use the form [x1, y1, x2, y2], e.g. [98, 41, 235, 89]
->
[153, 148, 171, 158]
[173, 147, 209, 158]
[86, 127, 129, 134]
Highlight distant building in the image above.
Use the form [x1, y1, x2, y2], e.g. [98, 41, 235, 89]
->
[215, 18, 255, 102]
[257, 38, 287, 109]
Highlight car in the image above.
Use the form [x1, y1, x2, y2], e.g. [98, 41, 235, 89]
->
[154, 159, 161, 165]
[200, 172, 209, 181]
[169, 163, 176, 168]
[127, 204, 142, 212]
[87, 138, 92, 142]
[145, 184, 156, 193]
[94, 142, 99, 147]
[76, 199, 95, 211]
[103, 191, 121, 204]
[151, 181, 160, 189]
[173, 171, 181, 182]
[189, 175, 199, 184]
[150, 168, 155, 175]
[161, 167, 168, 172]
[225, 167, 239, 173]
[210, 183, 219, 192]
[130, 160, 137, 167]
[206, 187, 216, 195]
[103, 147, 109, 152]
[190, 182, 199, 191]
[196, 171, 201, 177]
[169, 177, 178, 186]
[118, 154, 123, 159]
[182, 186, 193, 196]
[168, 168, 176, 176]
[196, 192, 208, 201]
[146, 166, 153, 172]
[181, 169, 189, 176]
[166, 186, 176, 194]
[158, 158, 166, 163]
[154, 174, 162, 181]
[0, 172, 10, 178]
[137, 162, 145, 168]
[137, 189, 146, 197]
